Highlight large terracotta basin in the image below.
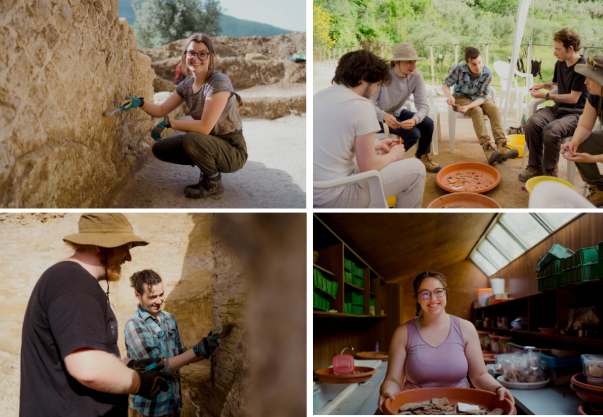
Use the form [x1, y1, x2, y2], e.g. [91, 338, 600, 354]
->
[571, 383, 603, 405]
[427, 192, 501, 209]
[356, 351, 389, 361]
[314, 366, 376, 384]
[436, 162, 501, 194]
[572, 373, 603, 395]
[381, 387, 516, 415]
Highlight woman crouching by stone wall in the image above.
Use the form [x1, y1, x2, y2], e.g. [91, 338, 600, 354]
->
[122, 32, 246, 199]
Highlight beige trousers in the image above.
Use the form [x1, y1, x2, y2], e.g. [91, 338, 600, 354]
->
[452, 95, 506, 146]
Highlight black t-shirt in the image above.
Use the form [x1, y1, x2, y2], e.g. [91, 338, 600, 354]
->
[588, 91, 602, 111]
[552, 55, 588, 109]
[19, 262, 128, 417]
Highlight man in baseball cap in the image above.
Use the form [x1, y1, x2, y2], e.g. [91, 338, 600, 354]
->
[20, 213, 175, 417]
[562, 55, 603, 207]
[372, 42, 443, 173]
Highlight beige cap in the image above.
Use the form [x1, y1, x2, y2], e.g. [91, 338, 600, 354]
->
[576, 55, 603, 87]
[63, 213, 149, 248]
[389, 42, 426, 61]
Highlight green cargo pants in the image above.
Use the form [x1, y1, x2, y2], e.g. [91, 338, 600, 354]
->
[575, 129, 603, 187]
[152, 130, 248, 176]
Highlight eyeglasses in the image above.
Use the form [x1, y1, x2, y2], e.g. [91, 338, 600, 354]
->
[417, 288, 447, 300]
[587, 56, 603, 72]
[185, 51, 210, 61]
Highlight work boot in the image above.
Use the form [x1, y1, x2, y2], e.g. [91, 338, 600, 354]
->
[586, 185, 603, 208]
[495, 139, 519, 161]
[482, 142, 502, 165]
[518, 165, 543, 182]
[543, 165, 558, 178]
[419, 154, 443, 173]
[184, 174, 224, 199]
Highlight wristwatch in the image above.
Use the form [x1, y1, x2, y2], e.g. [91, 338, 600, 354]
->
[138, 97, 145, 108]
[545, 93, 550, 101]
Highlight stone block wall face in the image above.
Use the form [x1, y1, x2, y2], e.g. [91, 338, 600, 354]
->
[0, 0, 156, 208]
[0, 213, 213, 416]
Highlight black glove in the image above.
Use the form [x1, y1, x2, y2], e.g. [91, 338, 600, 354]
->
[134, 368, 173, 399]
[192, 331, 220, 359]
[127, 357, 163, 372]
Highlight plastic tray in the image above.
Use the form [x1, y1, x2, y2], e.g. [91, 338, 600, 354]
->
[536, 243, 574, 272]
[538, 260, 561, 278]
[562, 263, 600, 287]
[344, 292, 364, 305]
[313, 290, 332, 312]
[436, 162, 501, 194]
[537, 274, 557, 292]
[427, 192, 501, 208]
[497, 374, 549, 390]
[542, 353, 582, 369]
[562, 247, 599, 271]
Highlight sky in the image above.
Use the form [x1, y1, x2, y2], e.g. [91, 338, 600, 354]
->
[219, 0, 306, 32]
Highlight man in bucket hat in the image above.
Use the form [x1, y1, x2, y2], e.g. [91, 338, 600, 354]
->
[372, 42, 443, 173]
[562, 55, 603, 207]
[443, 46, 518, 165]
[20, 213, 175, 417]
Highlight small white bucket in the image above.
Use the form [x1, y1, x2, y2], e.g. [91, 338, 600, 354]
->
[490, 278, 505, 295]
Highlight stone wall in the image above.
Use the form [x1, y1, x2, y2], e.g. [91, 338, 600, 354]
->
[0, 0, 156, 208]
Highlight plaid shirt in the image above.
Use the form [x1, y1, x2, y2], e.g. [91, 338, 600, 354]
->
[125, 305, 186, 416]
[443, 62, 493, 101]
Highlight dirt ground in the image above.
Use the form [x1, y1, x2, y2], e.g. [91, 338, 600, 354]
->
[314, 61, 595, 209]
[111, 115, 306, 208]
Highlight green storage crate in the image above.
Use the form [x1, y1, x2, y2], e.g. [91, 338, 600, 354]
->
[598, 240, 603, 259]
[344, 302, 352, 314]
[561, 247, 599, 271]
[313, 290, 320, 309]
[536, 243, 574, 272]
[537, 275, 554, 292]
[344, 259, 354, 272]
[563, 263, 599, 286]
[370, 298, 376, 307]
[538, 260, 561, 278]
[353, 276, 364, 288]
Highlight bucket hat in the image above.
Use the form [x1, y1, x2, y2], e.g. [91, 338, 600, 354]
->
[389, 42, 426, 61]
[63, 213, 149, 248]
[576, 55, 603, 87]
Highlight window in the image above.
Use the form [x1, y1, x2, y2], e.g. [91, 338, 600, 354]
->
[470, 213, 579, 277]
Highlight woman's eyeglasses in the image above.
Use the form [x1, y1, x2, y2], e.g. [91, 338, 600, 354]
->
[587, 56, 603, 71]
[418, 288, 447, 300]
[185, 51, 210, 61]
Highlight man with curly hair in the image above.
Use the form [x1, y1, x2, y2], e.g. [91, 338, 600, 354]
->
[520, 28, 589, 181]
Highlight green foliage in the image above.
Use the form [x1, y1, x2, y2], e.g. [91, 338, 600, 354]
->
[132, 0, 222, 49]
[474, 0, 516, 15]
[219, 14, 293, 38]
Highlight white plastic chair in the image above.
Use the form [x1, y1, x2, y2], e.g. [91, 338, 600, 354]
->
[522, 88, 600, 192]
[493, 61, 534, 122]
[447, 86, 497, 153]
[313, 170, 388, 208]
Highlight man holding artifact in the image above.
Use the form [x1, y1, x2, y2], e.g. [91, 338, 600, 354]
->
[372, 42, 443, 173]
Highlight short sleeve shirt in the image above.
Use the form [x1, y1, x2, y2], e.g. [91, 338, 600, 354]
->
[176, 72, 243, 135]
[552, 56, 588, 109]
[588, 92, 602, 112]
[443, 62, 493, 101]
[313, 84, 381, 206]
[19, 262, 127, 417]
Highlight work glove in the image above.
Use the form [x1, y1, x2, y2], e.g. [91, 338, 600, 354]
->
[120, 96, 143, 110]
[133, 368, 173, 399]
[127, 357, 164, 372]
[151, 116, 171, 141]
[192, 330, 220, 359]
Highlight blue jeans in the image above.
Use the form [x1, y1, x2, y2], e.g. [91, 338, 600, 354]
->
[378, 109, 434, 156]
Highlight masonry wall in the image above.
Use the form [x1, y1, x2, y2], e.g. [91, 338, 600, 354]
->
[0, 0, 156, 208]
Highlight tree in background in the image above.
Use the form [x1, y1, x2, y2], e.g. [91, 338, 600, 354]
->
[133, 0, 222, 49]
[314, 4, 337, 48]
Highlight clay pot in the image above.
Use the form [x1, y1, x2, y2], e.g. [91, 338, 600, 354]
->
[436, 162, 501, 194]
[427, 192, 501, 208]
[381, 387, 516, 415]
[572, 373, 603, 395]
[571, 383, 603, 405]
[356, 351, 389, 361]
[313, 366, 376, 384]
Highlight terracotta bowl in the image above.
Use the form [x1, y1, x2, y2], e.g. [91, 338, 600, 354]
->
[356, 351, 389, 361]
[579, 404, 588, 415]
[427, 192, 501, 209]
[539, 327, 556, 334]
[573, 373, 603, 394]
[436, 162, 501, 194]
[313, 366, 376, 384]
[571, 383, 603, 405]
[381, 387, 516, 415]
[579, 403, 603, 415]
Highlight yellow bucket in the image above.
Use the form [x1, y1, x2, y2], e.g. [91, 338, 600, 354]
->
[525, 176, 575, 194]
[506, 135, 528, 157]
[387, 196, 396, 208]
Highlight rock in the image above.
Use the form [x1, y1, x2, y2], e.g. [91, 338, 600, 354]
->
[245, 53, 268, 60]
[432, 398, 449, 407]
[153, 76, 176, 93]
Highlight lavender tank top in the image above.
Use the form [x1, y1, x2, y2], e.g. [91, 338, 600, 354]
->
[403, 315, 470, 390]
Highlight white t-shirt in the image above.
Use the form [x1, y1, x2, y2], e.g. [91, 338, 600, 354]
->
[313, 84, 381, 206]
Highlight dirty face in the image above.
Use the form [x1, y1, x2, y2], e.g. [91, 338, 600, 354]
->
[186, 41, 212, 75]
[397, 60, 417, 75]
[585, 77, 602, 96]
[467, 55, 483, 76]
[553, 41, 570, 62]
[417, 277, 448, 316]
[361, 80, 381, 99]
[98, 243, 132, 281]
[137, 282, 165, 317]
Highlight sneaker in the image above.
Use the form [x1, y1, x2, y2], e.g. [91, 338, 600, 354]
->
[543, 166, 558, 177]
[482, 142, 502, 165]
[586, 185, 603, 207]
[495, 139, 519, 161]
[419, 154, 443, 173]
[518, 165, 543, 182]
[185, 173, 224, 198]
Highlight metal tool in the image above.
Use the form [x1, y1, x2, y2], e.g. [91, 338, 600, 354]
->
[102, 98, 132, 117]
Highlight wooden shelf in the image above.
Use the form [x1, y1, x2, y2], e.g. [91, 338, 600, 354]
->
[345, 282, 365, 292]
[313, 264, 335, 277]
[313, 311, 386, 319]
[370, 291, 376, 297]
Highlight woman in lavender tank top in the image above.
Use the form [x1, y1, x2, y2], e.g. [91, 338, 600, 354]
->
[378, 271, 515, 409]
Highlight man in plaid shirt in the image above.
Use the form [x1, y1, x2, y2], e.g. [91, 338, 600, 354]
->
[442, 47, 519, 165]
[125, 270, 219, 417]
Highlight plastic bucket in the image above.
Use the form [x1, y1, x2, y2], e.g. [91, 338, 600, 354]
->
[506, 135, 527, 157]
[490, 278, 505, 294]
[525, 176, 574, 194]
